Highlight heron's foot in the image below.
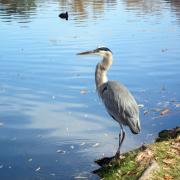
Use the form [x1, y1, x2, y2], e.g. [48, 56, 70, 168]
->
[95, 156, 114, 166]
[114, 151, 121, 160]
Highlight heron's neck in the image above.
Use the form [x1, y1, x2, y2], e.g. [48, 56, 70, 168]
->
[95, 55, 112, 90]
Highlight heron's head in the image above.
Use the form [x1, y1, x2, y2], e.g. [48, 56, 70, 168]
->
[77, 47, 112, 58]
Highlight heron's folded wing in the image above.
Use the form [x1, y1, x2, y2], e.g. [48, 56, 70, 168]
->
[100, 81, 140, 132]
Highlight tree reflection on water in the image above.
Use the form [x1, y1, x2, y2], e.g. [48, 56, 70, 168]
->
[123, 0, 180, 23]
[169, 0, 180, 21]
[0, 0, 36, 15]
[0, 0, 117, 21]
[0, 0, 180, 23]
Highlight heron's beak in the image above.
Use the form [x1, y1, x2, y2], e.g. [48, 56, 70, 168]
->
[77, 50, 95, 55]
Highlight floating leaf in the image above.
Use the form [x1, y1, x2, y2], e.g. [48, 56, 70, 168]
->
[175, 103, 180, 107]
[80, 142, 86, 146]
[92, 143, 100, 147]
[84, 114, 88, 118]
[152, 108, 162, 112]
[143, 110, 149, 115]
[11, 137, 17, 141]
[160, 108, 170, 116]
[80, 89, 88, 94]
[28, 158, 32, 162]
[138, 104, 144, 108]
[50, 173, 56, 176]
[70, 145, 74, 149]
[74, 176, 88, 179]
[35, 167, 41, 172]
[161, 48, 168, 52]
[56, 149, 66, 154]
[104, 133, 108, 137]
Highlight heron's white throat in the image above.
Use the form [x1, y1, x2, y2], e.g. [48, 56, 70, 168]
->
[95, 55, 113, 90]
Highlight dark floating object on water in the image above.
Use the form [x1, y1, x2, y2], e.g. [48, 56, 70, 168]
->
[59, 12, 68, 20]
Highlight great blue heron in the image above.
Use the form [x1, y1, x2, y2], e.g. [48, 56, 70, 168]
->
[77, 47, 141, 158]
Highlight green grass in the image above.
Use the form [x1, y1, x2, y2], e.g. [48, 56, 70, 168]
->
[94, 133, 180, 180]
[95, 150, 145, 180]
[150, 138, 180, 180]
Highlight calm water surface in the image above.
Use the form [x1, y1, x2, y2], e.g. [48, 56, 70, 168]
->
[0, 0, 180, 179]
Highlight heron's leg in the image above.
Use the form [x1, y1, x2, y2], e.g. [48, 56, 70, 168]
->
[116, 128, 123, 155]
[115, 124, 125, 158]
[120, 130, 125, 149]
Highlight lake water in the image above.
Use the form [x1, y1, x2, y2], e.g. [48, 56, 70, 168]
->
[0, 0, 180, 179]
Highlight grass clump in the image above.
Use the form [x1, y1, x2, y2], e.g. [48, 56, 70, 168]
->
[94, 127, 180, 180]
[95, 149, 145, 180]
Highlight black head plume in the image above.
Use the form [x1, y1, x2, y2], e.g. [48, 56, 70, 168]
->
[94, 47, 112, 53]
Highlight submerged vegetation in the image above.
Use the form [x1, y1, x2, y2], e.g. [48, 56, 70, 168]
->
[94, 127, 180, 180]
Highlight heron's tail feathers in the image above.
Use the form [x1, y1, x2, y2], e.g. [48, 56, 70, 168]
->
[128, 118, 141, 134]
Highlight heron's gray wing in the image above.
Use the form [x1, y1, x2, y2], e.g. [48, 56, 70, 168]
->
[99, 81, 140, 134]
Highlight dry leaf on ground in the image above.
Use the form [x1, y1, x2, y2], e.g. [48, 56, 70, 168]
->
[136, 148, 154, 164]
[163, 158, 175, 165]
[163, 175, 173, 180]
